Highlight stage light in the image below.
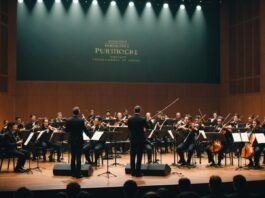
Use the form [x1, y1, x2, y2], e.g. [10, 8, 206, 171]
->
[163, 3, 169, 9]
[55, 0, 60, 3]
[73, 0, 78, 4]
[196, 5, 202, 11]
[146, 2, 151, 8]
[92, 0, 98, 5]
[110, 1, 116, 6]
[180, 4, 185, 10]
[37, 0, 43, 3]
[18, 0, 23, 3]
[129, 1, 134, 7]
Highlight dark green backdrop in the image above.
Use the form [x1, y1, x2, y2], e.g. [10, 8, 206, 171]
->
[17, 0, 220, 83]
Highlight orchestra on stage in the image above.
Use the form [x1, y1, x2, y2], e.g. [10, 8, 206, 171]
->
[1, 108, 265, 174]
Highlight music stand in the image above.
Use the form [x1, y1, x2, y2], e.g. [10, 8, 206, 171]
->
[111, 128, 129, 167]
[23, 132, 44, 173]
[96, 131, 117, 178]
[233, 132, 249, 170]
[50, 131, 65, 161]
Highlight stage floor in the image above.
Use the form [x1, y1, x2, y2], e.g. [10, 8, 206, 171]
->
[0, 153, 265, 192]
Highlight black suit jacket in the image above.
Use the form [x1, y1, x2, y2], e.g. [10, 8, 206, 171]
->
[65, 115, 86, 146]
[3, 131, 17, 150]
[128, 113, 148, 144]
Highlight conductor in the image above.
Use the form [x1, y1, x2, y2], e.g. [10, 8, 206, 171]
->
[128, 105, 148, 177]
[65, 106, 86, 178]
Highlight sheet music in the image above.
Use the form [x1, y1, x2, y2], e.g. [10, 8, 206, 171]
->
[148, 129, 155, 139]
[24, 132, 34, 146]
[240, 133, 249, 142]
[36, 130, 46, 141]
[199, 130, 207, 139]
[91, 131, 104, 141]
[167, 130, 174, 140]
[232, 133, 241, 143]
[83, 132, 90, 141]
[255, 133, 265, 144]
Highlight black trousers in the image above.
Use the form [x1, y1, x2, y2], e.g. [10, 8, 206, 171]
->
[34, 141, 61, 160]
[70, 144, 82, 176]
[130, 142, 144, 174]
[7, 149, 28, 170]
[249, 145, 265, 165]
[83, 141, 105, 164]
[176, 142, 195, 164]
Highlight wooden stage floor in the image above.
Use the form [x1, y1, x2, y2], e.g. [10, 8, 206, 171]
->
[1, 153, 265, 192]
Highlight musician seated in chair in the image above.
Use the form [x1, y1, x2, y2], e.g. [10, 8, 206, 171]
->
[176, 115, 198, 166]
[34, 119, 61, 162]
[206, 117, 233, 166]
[247, 119, 264, 169]
[83, 117, 106, 166]
[3, 122, 29, 173]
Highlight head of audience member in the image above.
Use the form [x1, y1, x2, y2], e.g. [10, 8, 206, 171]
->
[73, 107, 80, 116]
[176, 192, 200, 198]
[143, 191, 160, 198]
[157, 188, 170, 198]
[134, 106, 141, 114]
[233, 175, 247, 194]
[56, 192, 66, 198]
[178, 177, 191, 193]
[66, 182, 81, 198]
[14, 187, 33, 198]
[30, 114, 37, 122]
[77, 191, 94, 198]
[209, 175, 223, 195]
[123, 180, 138, 198]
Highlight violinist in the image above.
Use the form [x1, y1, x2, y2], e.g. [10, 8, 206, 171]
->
[115, 112, 126, 127]
[51, 112, 65, 129]
[87, 109, 96, 123]
[206, 117, 233, 166]
[145, 112, 155, 129]
[25, 114, 39, 132]
[34, 118, 61, 162]
[83, 117, 107, 166]
[208, 112, 218, 126]
[176, 115, 198, 166]
[122, 109, 130, 123]
[15, 116, 25, 130]
[228, 114, 245, 131]
[245, 119, 264, 169]
[3, 122, 29, 172]
[245, 115, 254, 129]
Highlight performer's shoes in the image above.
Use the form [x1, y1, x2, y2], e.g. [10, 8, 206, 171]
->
[57, 159, 62, 162]
[49, 158, 55, 162]
[14, 167, 24, 173]
[210, 161, 216, 166]
[254, 164, 262, 169]
[247, 162, 254, 167]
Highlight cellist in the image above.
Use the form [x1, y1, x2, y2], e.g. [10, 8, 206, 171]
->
[206, 116, 233, 166]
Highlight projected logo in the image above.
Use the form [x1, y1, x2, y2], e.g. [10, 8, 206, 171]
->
[93, 40, 140, 63]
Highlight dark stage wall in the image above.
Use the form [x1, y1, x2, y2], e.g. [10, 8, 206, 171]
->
[16, 0, 220, 83]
